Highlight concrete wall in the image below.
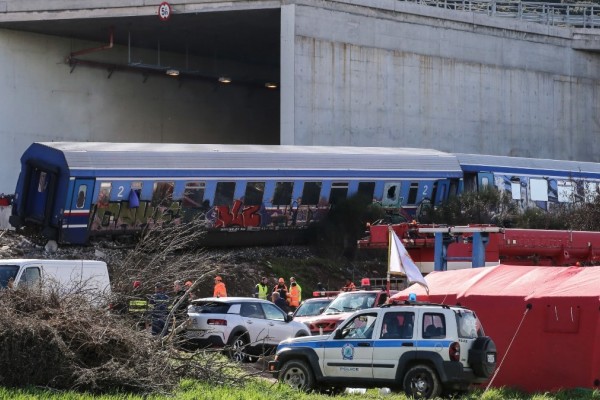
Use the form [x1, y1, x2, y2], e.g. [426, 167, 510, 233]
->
[2, 0, 600, 194]
[0, 29, 279, 193]
[283, 1, 600, 163]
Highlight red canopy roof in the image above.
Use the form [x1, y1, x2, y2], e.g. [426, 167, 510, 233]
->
[391, 265, 600, 393]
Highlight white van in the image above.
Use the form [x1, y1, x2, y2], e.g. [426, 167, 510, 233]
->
[0, 259, 111, 302]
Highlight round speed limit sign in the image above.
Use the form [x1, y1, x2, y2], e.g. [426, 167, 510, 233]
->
[158, 2, 171, 21]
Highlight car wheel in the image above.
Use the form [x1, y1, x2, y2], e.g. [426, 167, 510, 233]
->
[403, 364, 442, 399]
[228, 333, 250, 363]
[279, 359, 315, 391]
[295, 331, 309, 338]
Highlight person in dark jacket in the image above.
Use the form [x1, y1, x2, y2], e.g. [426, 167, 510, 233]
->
[150, 282, 170, 336]
[272, 291, 290, 313]
[273, 277, 288, 301]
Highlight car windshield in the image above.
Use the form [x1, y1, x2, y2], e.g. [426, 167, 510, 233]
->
[455, 310, 484, 338]
[324, 292, 377, 314]
[190, 301, 231, 314]
[294, 299, 331, 317]
[0, 265, 19, 289]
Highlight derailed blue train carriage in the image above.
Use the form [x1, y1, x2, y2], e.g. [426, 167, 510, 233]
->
[9, 142, 463, 245]
[456, 153, 600, 212]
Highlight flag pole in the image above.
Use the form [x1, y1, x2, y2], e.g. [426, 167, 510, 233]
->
[386, 226, 392, 297]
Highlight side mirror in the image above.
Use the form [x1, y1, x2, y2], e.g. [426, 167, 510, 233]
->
[319, 307, 325, 314]
[285, 314, 293, 322]
[333, 329, 343, 339]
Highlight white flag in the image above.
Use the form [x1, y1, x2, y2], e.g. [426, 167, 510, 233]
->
[389, 230, 429, 293]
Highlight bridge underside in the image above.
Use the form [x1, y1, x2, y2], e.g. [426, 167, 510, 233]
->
[0, 8, 281, 85]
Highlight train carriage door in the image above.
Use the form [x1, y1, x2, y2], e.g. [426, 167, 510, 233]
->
[25, 167, 55, 223]
[63, 178, 94, 243]
[433, 180, 449, 205]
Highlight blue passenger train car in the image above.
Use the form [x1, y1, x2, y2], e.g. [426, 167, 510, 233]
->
[456, 153, 600, 212]
[9, 142, 463, 245]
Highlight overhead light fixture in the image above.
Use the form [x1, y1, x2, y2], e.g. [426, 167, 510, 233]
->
[166, 69, 179, 76]
[265, 82, 278, 89]
[218, 76, 232, 84]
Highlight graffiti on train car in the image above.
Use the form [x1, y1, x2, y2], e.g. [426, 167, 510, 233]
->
[87, 196, 335, 234]
[215, 201, 262, 228]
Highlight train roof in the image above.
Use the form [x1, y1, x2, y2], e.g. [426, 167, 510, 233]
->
[27, 142, 463, 177]
[455, 153, 600, 178]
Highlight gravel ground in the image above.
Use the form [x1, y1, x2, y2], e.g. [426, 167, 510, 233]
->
[0, 229, 388, 298]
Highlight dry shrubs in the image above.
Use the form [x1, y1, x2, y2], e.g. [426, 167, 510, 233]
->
[0, 214, 260, 395]
[0, 287, 175, 394]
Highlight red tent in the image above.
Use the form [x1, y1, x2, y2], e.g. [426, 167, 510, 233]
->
[391, 265, 600, 392]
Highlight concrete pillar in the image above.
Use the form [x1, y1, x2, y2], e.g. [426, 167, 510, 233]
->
[280, 4, 295, 145]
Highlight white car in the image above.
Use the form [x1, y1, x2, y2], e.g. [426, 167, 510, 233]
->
[186, 297, 310, 361]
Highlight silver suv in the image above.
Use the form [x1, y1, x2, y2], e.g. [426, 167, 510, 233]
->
[186, 297, 310, 361]
[269, 302, 496, 398]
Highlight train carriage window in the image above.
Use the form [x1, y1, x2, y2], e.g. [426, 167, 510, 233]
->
[430, 182, 439, 203]
[37, 171, 48, 193]
[76, 185, 87, 209]
[448, 179, 459, 197]
[97, 183, 112, 208]
[464, 173, 477, 192]
[214, 182, 236, 206]
[558, 181, 575, 203]
[183, 182, 206, 209]
[329, 182, 349, 205]
[383, 182, 401, 207]
[437, 183, 445, 203]
[510, 179, 521, 200]
[585, 182, 599, 203]
[407, 182, 419, 205]
[129, 182, 142, 207]
[530, 179, 549, 202]
[244, 182, 265, 206]
[152, 182, 174, 207]
[273, 182, 293, 206]
[301, 182, 322, 205]
[357, 182, 376, 202]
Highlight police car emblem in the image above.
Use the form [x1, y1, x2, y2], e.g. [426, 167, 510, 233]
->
[342, 343, 354, 360]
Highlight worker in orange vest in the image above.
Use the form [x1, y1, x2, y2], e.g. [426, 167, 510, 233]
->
[213, 275, 227, 298]
[288, 276, 302, 311]
[341, 278, 356, 292]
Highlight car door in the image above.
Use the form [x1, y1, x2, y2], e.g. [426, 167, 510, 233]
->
[239, 302, 269, 344]
[372, 310, 416, 379]
[322, 312, 378, 379]
[261, 302, 294, 345]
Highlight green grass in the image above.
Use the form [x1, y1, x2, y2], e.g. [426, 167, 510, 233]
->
[0, 379, 598, 400]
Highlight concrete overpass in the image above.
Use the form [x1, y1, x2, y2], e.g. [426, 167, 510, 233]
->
[0, 0, 599, 193]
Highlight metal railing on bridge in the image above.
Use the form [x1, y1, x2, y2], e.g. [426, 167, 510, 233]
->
[403, 0, 600, 28]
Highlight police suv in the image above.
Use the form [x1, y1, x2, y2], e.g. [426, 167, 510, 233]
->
[269, 301, 496, 398]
